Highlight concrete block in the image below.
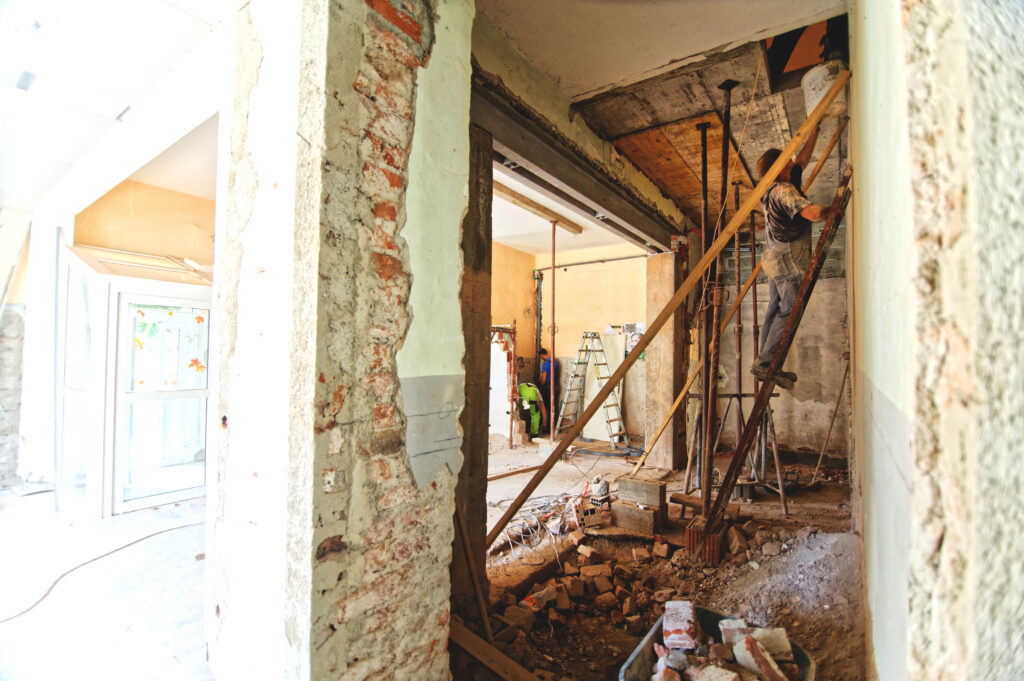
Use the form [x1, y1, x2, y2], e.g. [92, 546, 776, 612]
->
[663, 600, 700, 649]
[734, 636, 787, 681]
[612, 500, 661, 535]
[617, 477, 667, 506]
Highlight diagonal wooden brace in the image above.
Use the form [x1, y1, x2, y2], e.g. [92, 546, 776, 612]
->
[485, 70, 851, 548]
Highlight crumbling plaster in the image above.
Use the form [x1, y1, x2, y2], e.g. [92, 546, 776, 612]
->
[209, 0, 473, 679]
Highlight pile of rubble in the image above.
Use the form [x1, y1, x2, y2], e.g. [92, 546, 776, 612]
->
[652, 601, 801, 681]
[494, 530, 676, 644]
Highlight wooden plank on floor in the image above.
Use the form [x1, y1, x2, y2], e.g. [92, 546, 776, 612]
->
[449, 619, 540, 681]
[487, 465, 544, 482]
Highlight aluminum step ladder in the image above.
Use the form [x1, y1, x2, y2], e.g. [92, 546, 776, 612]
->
[555, 331, 626, 447]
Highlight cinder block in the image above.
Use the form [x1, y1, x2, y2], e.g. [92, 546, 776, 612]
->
[611, 500, 662, 535]
[617, 477, 667, 507]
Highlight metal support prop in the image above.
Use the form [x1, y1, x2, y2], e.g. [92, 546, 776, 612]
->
[732, 181, 744, 458]
[484, 70, 850, 547]
[704, 164, 854, 534]
[811, 358, 850, 484]
[696, 120, 713, 517]
[549, 220, 556, 437]
[533, 270, 543, 376]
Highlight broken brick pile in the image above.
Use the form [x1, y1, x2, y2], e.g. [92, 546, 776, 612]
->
[492, 531, 683, 652]
[652, 602, 801, 681]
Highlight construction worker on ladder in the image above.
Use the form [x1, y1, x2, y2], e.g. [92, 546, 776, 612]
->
[751, 122, 836, 390]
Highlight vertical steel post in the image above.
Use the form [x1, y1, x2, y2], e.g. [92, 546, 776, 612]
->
[732, 181, 744, 451]
[696, 120, 712, 517]
[550, 220, 556, 438]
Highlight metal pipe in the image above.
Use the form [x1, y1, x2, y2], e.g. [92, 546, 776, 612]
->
[550, 220, 556, 438]
[696, 120, 712, 518]
[533, 253, 648, 273]
[732, 181, 744, 456]
[811, 358, 850, 484]
[533, 271, 543, 382]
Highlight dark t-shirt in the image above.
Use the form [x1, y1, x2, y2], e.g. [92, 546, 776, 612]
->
[762, 165, 812, 243]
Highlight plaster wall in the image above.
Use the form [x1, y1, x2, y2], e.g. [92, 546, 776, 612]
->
[900, 0, 1024, 678]
[471, 16, 685, 229]
[74, 180, 216, 266]
[209, 0, 473, 678]
[0, 305, 24, 488]
[849, 2, 915, 678]
[491, 241, 537, 368]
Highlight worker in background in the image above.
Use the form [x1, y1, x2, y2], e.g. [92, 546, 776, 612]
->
[517, 382, 546, 438]
[751, 122, 834, 390]
[538, 348, 559, 433]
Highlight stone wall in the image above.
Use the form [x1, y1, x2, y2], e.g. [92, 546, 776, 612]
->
[714, 277, 851, 459]
[0, 305, 24, 489]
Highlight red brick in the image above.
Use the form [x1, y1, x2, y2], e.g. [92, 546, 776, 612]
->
[372, 201, 397, 220]
[373, 403, 397, 430]
[365, 2, 423, 47]
[371, 252, 406, 281]
[364, 342, 391, 370]
[363, 371, 396, 399]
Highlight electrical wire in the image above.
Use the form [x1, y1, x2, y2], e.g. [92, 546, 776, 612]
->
[0, 521, 204, 625]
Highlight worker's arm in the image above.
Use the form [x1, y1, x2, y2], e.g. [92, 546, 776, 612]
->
[798, 203, 832, 222]
[795, 122, 821, 170]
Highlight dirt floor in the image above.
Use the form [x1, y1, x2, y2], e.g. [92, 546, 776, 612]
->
[482, 434, 865, 680]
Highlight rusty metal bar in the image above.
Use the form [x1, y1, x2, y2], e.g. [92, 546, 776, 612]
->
[697, 119, 713, 518]
[549, 220, 556, 438]
[704, 166, 853, 533]
[484, 70, 850, 547]
[732, 181, 744, 456]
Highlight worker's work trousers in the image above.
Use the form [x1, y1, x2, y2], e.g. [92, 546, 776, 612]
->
[756, 238, 811, 368]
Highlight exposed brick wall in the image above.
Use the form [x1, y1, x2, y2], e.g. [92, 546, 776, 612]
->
[309, 2, 459, 679]
[0, 305, 24, 489]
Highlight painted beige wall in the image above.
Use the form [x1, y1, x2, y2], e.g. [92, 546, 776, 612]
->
[536, 243, 647, 355]
[491, 242, 537, 366]
[74, 179, 215, 266]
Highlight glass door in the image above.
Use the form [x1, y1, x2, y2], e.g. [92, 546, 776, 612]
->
[113, 294, 210, 513]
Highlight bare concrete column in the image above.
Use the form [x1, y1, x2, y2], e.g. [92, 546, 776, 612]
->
[645, 252, 685, 470]
[209, 1, 473, 679]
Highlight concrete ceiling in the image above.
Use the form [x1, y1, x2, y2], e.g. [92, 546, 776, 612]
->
[0, 0, 230, 212]
[475, 0, 846, 100]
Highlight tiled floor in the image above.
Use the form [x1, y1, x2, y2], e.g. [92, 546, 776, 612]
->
[0, 491, 211, 680]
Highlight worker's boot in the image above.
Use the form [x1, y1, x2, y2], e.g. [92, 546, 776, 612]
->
[749, 362, 797, 390]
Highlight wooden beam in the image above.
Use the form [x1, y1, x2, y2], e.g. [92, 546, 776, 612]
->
[487, 465, 543, 482]
[484, 70, 851, 548]
[493, 181, 585, 235]
[449, 619, 541, 681]
[802, 115, 848, 194]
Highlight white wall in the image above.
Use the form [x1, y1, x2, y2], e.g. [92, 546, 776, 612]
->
[849, 1, 915, 679]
